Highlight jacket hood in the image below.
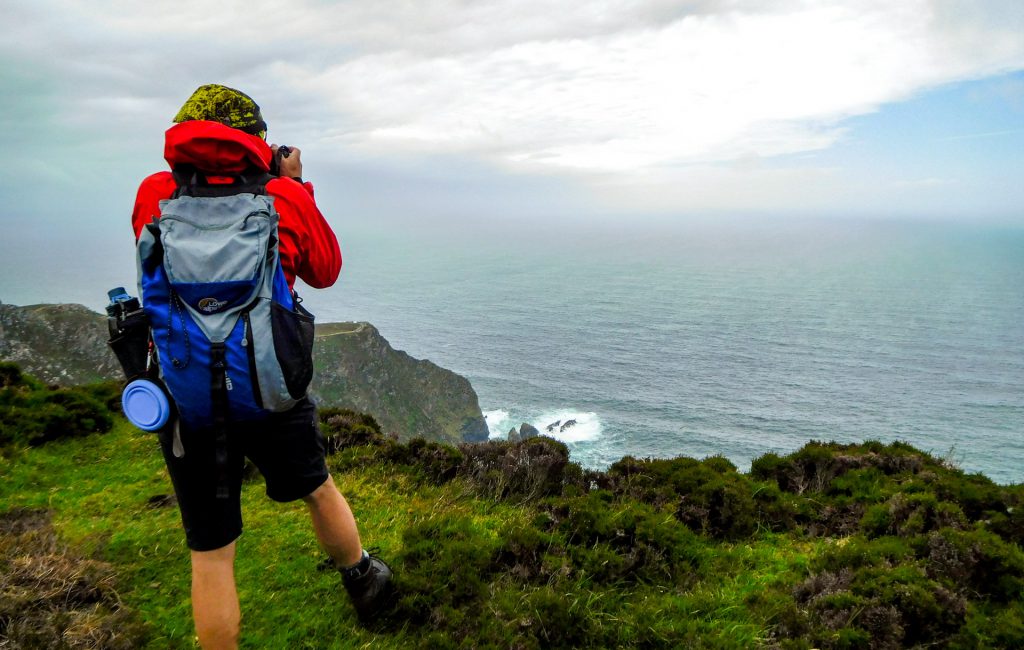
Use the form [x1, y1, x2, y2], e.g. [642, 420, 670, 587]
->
[164, 120, 271, 174]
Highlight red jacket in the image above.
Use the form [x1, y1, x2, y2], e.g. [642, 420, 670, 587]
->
[131, 120, 341, 289]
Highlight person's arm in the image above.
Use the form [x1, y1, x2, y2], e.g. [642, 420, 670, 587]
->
[270, 177, 342, 289]
[131, 172, 176, 240]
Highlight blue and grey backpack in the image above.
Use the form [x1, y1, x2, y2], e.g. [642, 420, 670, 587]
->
[137, 169, 315, 491]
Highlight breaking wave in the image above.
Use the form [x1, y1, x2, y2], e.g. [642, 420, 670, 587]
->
[484, 408, 602, 444]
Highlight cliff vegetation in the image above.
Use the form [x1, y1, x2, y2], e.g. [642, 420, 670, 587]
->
[2, 365, 1023, 649]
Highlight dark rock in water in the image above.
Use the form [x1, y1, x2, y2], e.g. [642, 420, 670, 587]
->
[545, 420, 561, 432]
[0, 302, 489, 444]
[507, 427, 521, 443]
[519, 423, 540, 439]
[560, 419, 578, 432]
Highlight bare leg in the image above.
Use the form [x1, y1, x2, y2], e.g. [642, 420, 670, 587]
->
[191, 542, 240, 650]
[303, 474, 363, 566]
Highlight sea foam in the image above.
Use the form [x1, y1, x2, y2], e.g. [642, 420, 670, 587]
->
[485, 407, 602, 444]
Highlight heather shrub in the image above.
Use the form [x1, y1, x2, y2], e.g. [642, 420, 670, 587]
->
[544, 491, 702, 585]
[675, 473, 760, 539]
[0, 367, 114, 449]
[491, 522, 557, 582]
[459, 436, 570, 501]
[752, 441, 930, 496]
[929, 471, 1009, 522]
[860, 492, 967, 538]
[604, 453, 797, 539]
[987, 485, 1024, 544]
[952, 601, 1024, 649]
[385, 513, 506, 642]
[319, 407, 385, 451]
[779, 536, 968, 649]
[403, 437, 465, 485]
[607, 454, 725, 505]
[924, 527, 1024, 602]
[80, 380, 123, 414]
[0, 362, 41, 390]
[816, 536, 916, 573]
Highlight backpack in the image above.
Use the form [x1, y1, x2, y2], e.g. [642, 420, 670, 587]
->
[136, 169, 316, 432]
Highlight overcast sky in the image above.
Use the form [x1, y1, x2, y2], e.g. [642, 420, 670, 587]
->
[1, 0, 1024, 306]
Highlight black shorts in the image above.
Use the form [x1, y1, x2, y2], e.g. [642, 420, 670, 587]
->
[159, 397, 329, 552]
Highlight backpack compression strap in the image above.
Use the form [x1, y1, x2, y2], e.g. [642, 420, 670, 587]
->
[210, 342, 231, 499]
[171, 165, 276, 198]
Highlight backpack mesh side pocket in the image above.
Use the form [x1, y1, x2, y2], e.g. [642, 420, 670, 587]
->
[270, 298, 315, 400]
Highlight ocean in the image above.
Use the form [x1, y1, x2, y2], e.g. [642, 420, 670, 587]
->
[3, 214, 1022, 484]
[301, 215, 1024, 485]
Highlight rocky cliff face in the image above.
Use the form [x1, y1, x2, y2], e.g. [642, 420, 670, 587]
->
[312, 322, 489, 443]
[0, 302, 122, 384]
[0, 301, 488, 443]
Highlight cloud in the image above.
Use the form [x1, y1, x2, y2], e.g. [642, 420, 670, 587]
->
[277, 0, 1024, 172]
[0, 0, 1022, 220]
[6, 3, 1024, 161]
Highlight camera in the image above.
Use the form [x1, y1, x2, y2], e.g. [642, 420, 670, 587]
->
[269, 145, 292, 176]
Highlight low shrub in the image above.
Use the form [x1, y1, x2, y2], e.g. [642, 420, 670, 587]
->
[459, 437, 570, 502]
[860, 492, 967, 539]
[783, 548, 966, 648]
[924, 527, 1024, 603]
[387, 513, 501, 632]
[952, 601, 1024, 649]
[929, 471, 1010, 522]
[751, 441, 931, 496]
[399, 437, 465, 485]
[0, 362, 41, 390]
[544, 492, 702, 585]
[491, 523, 557, 582]
[604, 454, 797, 539]
[0, 366, 115, 450]
[987, 487, 1024, 544]
[319, 407, 386, 452]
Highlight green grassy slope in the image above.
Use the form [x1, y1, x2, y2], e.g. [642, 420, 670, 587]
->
[3, 367, 1024, 648]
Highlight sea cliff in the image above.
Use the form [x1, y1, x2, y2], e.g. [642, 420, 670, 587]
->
[0, 301, 487, 443]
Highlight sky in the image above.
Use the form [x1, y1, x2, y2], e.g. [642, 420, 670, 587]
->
[1, 0, 1024, 306]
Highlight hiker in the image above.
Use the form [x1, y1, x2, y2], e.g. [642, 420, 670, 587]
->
[130, 84, 392, 649]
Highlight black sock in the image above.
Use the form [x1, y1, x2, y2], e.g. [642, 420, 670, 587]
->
[342, 550, 370, 580]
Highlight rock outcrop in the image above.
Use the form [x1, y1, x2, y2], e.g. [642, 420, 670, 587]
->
[0, 301, 488, 444]
[0, 302, 121, 384]
[311, 322, 489, 443]
[519, 423, 540, 439]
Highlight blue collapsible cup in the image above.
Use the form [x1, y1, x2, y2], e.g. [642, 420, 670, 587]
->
[122, 379, 171, 431]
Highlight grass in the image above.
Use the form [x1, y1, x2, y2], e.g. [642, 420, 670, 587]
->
[0, 420, 822, 649]
[3, 371, 1023, 648]
[0, 421, 536, 648]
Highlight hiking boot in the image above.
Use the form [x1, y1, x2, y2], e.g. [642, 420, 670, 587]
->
[341, 551, 394, 623]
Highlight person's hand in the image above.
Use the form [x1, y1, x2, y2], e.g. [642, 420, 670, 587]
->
[271, 144, 303, 179]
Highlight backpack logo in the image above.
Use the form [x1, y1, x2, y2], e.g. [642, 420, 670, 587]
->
[198, 297, 228, 313]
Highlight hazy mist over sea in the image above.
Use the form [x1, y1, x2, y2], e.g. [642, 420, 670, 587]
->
[3, 215, 1022, 483]
[320, 215, 1023, 484]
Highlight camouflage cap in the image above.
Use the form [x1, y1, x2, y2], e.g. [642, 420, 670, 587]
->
[173, 84, 267, 138]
